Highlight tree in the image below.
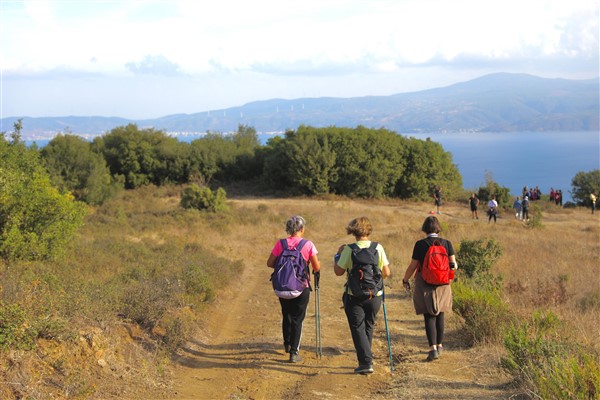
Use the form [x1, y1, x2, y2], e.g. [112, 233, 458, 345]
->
[260, 125, 462, 199]
[41, 134, 122, 205]
[571, 170, 600, 206]
[285, 127, 337, 195]
[0, 123, 86, 261]
[94, 124, 189, 188]
[395, 137, 462, 200]
[188, 125, 264, 184]
[477, 171, 511, 207]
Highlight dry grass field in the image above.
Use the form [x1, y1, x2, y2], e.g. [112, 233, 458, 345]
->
[1, 186, 598, 398]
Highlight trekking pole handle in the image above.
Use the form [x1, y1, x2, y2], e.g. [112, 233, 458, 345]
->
[313, 270, 320, 288]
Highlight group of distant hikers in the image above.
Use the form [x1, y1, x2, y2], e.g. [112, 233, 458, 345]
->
[446, 184, 593, 225]
[267, 214, 456, 374]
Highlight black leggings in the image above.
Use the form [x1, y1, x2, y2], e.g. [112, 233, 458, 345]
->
[424, 312, 445, 347]
[279, 288, 310, 353]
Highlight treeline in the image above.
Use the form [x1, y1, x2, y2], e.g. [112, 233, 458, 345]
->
[39, 123, 463, 204]
[1, 122, 460, 262]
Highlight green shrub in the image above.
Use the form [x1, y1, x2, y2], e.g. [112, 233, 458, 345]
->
[502, 311, 599, 399]
[0, 138, 86, 261]
[0, 302, 37, 350]
[180, 184, 228, 213]
[457, 238, 503, 281]
[181, 264, 214, 301]
[452, 281, 512, 345]
[41, 134, 122, 205]
[527, 203, 544, 229]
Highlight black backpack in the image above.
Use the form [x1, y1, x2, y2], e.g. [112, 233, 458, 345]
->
[347, 242, 383, 300]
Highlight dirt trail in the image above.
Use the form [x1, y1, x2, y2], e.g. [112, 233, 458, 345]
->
[169, 199, 518, 399]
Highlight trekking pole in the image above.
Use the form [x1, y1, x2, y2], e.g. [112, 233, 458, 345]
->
[382, 288, 395, 371]
[314, 271, 322, 358]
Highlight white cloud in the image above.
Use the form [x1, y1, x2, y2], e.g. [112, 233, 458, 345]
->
[3, 1, 598, 72]
[1, 0, 597, 118]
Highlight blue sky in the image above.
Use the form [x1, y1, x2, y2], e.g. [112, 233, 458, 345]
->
[1, 0, 598, 119]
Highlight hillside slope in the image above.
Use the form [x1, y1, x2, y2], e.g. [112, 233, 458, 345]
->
[5, 73, 598, 139]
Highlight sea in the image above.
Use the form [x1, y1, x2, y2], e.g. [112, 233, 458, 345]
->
[405, 131, 600, 203]
[25, 130, 599, 203]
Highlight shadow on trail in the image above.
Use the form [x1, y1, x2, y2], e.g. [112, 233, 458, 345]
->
[174, 338, 355, 376]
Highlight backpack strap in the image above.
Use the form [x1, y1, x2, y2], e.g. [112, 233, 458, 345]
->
[296, 238, 308, 251]
[280, 238, 288, 250]
[292, 238, 311, 289]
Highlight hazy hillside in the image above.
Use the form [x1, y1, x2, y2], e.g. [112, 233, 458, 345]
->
[3, 73, 599, 139]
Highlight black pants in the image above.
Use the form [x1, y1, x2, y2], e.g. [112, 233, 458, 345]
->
[424, 312, 445, 346]
[279, 288, 310, 354]
[343, 293, 382, 366]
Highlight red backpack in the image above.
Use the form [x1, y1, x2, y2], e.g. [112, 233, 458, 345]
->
[420, 240, 450, 285]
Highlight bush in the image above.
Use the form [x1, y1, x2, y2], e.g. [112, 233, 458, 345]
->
[526, 203, 544, 229]
[453, 237, 509, 345]
[180, 184, 228, 213]
[502, 311, 599, 399]
[456, 238, 503, 281]
[181, 263, 215, 301]
[452, 281, 512, 345]
[41, 134, 122, 205]
[0, 302, 37, 350]
[119, 277, 175, 330]
[0, 138, 87, 261]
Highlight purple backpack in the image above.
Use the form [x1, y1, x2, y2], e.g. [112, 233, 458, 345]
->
[271, 239, 309, 299]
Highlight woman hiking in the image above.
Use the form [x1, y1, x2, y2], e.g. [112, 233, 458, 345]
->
[402, 216, 457, 362]
[267, 216, 321, 363]
[334, 217, 391, 374]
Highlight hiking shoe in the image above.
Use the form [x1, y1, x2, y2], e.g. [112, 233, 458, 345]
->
[284, 344, 291, 353]
[289, 353, 302, 363]
[436, 346, 443, 356]
[426, 350, 439, 361]
[354, 365, 374, 374]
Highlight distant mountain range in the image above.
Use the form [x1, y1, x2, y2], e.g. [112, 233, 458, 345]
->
[4, 73, 599, 140]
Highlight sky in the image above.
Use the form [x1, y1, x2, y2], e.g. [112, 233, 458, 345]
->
[1, 0, 598, 120]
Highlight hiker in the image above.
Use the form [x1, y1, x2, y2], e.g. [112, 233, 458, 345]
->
[334, 216, 391, 374]
[469, 193, 480, 219]
[267, 215, 321, 363]
[513, 196, 522, 220]
[591, 193, 597, 214]
[433, 187, 442, 214]
[522, 196, 530, 221]
[487, 195, 498, 223]
[554, 189, 561, 206]
[402, 216, 457, 362]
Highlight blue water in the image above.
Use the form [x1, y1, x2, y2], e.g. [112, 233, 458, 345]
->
[406, 131, 600, 202]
